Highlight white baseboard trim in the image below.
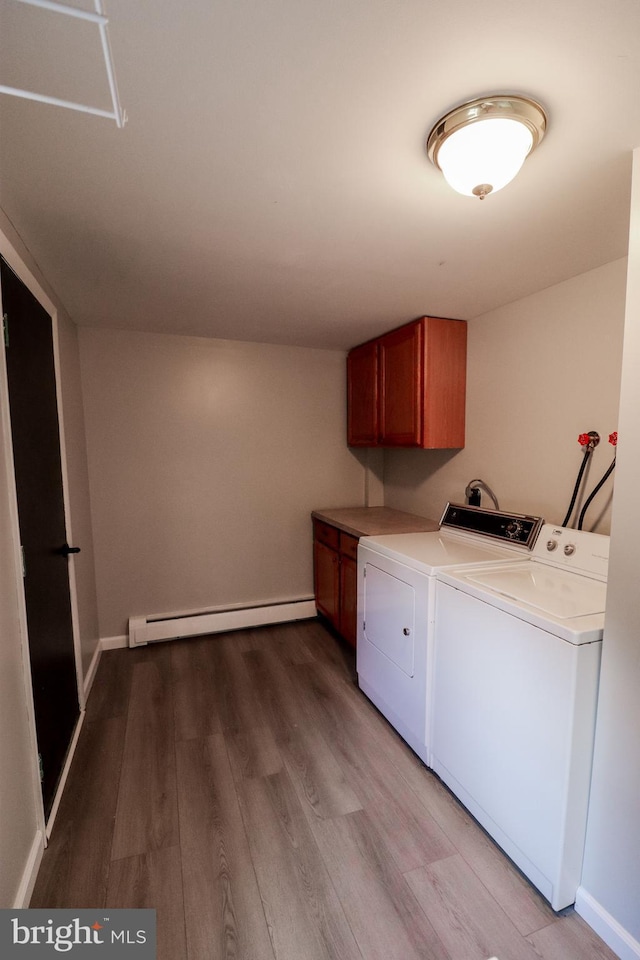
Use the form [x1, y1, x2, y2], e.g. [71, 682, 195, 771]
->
[575, 886, 640, 960]
[83, 640, 102, 700]
[101, 634, 128, 650]
[14, 829, 45, 907]
[45, 710, 85, 841]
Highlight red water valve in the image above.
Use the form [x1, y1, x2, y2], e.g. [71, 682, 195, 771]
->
[609, 431, 618, 446]
[578, 431, 600, 450]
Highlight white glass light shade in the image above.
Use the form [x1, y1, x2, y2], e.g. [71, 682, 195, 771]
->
[437, 118, 533, 198]
[427, 96, 547, 200]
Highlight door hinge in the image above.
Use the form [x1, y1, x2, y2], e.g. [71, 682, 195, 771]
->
[20, 545, 26, 578]
[38, 753, 44, 783]
[2, 313, 8, 348]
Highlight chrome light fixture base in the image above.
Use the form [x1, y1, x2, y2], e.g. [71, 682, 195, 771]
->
[427, 95, 547, 199]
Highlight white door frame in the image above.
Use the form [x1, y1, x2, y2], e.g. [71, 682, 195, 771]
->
[0, 238, 86, 838]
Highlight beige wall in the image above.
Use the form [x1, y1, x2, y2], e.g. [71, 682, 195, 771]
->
[578, 151, 640, 955]
[383, 258, 627, 530]
[79, 328, 366, 639]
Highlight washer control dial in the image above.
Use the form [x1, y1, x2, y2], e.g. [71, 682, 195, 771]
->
[564, 543, 576, 556]
[505, 520, 523, 540]
[546, 539, 558, 551]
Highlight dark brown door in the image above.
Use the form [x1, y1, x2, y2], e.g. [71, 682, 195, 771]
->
[1, 257, 80, 819]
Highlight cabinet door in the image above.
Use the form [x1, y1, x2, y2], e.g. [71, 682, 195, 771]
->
[378, 320, 423, 446]
[347, 340, 378, 445]
[339, 554, 358, 647]
[422, 316, 467, 449]
[313, 539, 340, 627]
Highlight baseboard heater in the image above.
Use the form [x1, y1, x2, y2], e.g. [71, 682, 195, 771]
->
[128, 597, 317, 647]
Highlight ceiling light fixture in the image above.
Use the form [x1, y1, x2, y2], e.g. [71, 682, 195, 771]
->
[426, 95, 547, 199]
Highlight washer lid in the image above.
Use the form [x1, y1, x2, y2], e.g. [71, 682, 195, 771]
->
[466, 565, 608, 619]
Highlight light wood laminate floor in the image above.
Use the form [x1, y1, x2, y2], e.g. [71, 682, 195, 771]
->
[31, 620, 618, 960]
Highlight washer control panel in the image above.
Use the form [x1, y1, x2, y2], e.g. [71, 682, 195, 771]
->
[534, 524, 609, 578]
[546, 538, 578, 556]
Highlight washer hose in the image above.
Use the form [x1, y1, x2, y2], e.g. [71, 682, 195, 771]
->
[562, 432, 599, 528]
[562, 447, 592, 527]
[577, 456, 616, 530]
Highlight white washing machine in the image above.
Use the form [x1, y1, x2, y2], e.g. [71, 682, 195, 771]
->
[432, 522, 609, 910]
[356, 503, 543, 766]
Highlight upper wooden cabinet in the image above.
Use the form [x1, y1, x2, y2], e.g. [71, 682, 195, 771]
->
[347, 316, 467, 448]
[346, 339, 379, 445]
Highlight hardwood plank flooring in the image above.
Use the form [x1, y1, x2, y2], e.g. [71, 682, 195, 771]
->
[30, 620, 619, 960]
[106, 846, 187, 960]
[307, 809, 449, 960]
[243, 647, 362, 820]
[110, 653, 180, 861]
[298, 656, 558, 935]
[54, 714, 127, 825]
[30, 715, 127, 908]
[406, 854, 541, 960]
[83, 645, 132, 722]
[237, 770, 361, 960]
[29, 816, 114, 909]
[294, 659, 456, 872]
[176, 734, 275, 960]
[527, 911, 622, 960]
[171, 636, 222, 742]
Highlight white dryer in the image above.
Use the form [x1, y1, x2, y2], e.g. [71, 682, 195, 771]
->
[356, 503, 543, 766]
[432, 523, 609, 910]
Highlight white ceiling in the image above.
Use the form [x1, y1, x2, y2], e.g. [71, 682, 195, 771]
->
[0, 0, 638, 350]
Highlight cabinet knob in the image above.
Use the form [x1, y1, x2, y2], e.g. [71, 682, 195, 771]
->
[403, 627, 411, 636]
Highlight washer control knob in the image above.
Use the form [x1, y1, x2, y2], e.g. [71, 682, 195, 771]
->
[546, 539, 558, 551]
[564, 543, 576, 556]
[403, 627, 411, 636]
[505, 520, 523, 539]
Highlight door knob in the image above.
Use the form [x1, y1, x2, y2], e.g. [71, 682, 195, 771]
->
[56, 542, 81, 557]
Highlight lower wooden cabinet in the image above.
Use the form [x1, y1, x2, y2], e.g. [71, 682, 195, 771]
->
[339, 552, 357, 645]
[313, 537, 340, 625]
[312, 519, 358, 646]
